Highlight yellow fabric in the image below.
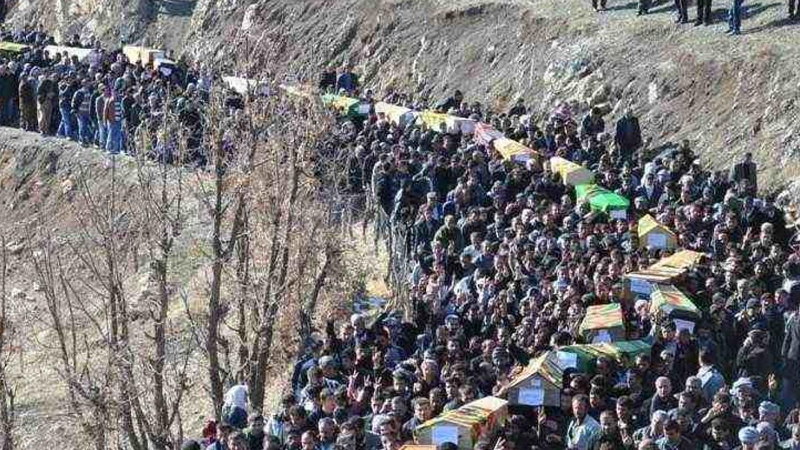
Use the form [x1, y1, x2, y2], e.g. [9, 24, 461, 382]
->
[550, 156, 594, 186]
[375, 102, 414, 125]
[637, 214, 677, 249]
[649, 250, 704, 272]
[495, 138, 534, 161]
[418, 110, 450, 132]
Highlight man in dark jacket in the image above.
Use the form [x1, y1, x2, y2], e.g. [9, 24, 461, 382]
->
[18, 76, 36, 131]
[0, 65, 14, 125]
[375, 164, 397, 219]
[37, 74, 57, 135]
[57, 78, 76, 139]
[71, 79, 94, 145]
[728, 153, 757, 195]
[581, 107, 605, 141]
[436, 90, 463, 114]
[614, 109, 643, 161]
[592, 410, 631, 449]
[318, 65, 336, 92]
[644, 377, 678, 420]
[781, 298, 800, 409]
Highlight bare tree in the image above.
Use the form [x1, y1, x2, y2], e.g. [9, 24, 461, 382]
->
[29, 104, 195, 449]
[0, 235, 16, 450]
[189, 77, 354, 415]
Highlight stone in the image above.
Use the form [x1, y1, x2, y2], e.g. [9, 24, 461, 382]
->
[5, 241, 25, 255]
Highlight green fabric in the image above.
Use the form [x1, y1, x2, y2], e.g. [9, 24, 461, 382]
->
[0, 42, 29, 53]
[559, 340, 652, 372]
[650, 285, 701, 318]
[575, 184, 630, 213]
[321, 93, 366, 117]
[579, 303, 624, 332]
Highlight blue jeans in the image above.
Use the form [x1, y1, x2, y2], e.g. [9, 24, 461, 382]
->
[105, 120, 123, 154]
[223, 406, 247, 429]
[728, 0, 743, 32]
[95, 121, 106, 147]
[77, 114, 92, 144]
[57, 106, 72, 138]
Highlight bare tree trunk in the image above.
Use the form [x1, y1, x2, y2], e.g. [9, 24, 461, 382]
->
[234, 206, 251, 383]
[0, 236, 15, 450]
[207, 138, 226, 419]
[299, 245, 333, 343]
[250, 143, 300, 412]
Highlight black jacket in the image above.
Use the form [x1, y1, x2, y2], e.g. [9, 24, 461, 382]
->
[782, 312, 800, 366]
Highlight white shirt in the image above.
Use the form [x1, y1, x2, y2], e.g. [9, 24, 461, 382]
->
[224, 384, 248, 410]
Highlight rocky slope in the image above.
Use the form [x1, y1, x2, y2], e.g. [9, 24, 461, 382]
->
[7, 0, 798, 190]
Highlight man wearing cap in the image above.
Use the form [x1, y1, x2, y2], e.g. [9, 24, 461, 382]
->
[318, 355, 343, 390]
[737, 426, 759, 450]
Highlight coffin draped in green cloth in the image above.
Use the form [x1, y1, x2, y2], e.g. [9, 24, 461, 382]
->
[320, 94, 368, 117]
[0, 42, 29, 54]
[557, 340, 652, 372]
[575, 184, 630, 214]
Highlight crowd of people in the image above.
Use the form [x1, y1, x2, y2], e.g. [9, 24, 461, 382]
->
[0, 26, 213, 164]
[1, 21, 800, 450]
[177, 58, 800, 450]
[595, 0, 798, 35]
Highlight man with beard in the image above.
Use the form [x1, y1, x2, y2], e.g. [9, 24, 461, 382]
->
[555, 394, 601, 450]
[592, 410, 632, 450]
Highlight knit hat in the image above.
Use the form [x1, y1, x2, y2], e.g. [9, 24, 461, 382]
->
[738, 426, 759, 444]
[758, 401, 779, 416]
